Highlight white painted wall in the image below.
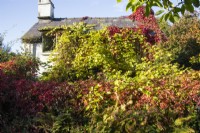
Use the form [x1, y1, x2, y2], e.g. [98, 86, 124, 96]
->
[24, 43, 51, 74]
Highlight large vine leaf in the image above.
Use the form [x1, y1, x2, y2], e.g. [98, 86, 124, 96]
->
[117, 0, 200, 23]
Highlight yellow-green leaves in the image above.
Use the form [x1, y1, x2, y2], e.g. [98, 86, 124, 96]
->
[127, 0, 144, 12]
[45, 22, 150, 81]
[155, 10, 165, 16]
[117, 0, 200, 23]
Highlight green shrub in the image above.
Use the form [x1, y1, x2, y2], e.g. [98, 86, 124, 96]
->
[41, 23, 149, 81]
[81, 45, 200, 132]
[166, 14, 200, 70]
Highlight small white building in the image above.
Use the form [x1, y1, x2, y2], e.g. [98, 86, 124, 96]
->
[22, 0, 136, 72]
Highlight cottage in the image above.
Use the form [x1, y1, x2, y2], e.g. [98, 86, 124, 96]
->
[22, 0, 137, 64]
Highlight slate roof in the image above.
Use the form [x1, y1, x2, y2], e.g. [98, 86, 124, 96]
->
[22, 17, 136, 43]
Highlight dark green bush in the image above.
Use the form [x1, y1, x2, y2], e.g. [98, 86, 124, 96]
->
[166, 14, 200, 70]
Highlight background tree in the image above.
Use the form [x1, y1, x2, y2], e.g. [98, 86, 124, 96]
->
[0, 33, 15, 62]
[0, 33, 4, 48]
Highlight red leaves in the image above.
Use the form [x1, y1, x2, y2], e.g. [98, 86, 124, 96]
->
[107, 19, 163, 45]
[128, 6, 167, 43]
[107, 26, 121, 36]
[0, 54, 199, 128]
[0, 57, 39, 79]
[133, 73, 200, 116]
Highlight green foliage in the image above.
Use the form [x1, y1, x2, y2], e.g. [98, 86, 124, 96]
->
[117, 0, 200, 23]
[135, 45, 183, 85]
[158, 18, 171, 37]
[173, 127, 195, 133]
[190, 54, 200, 65]
[37, 20, 200, 132]
[0, 49, 15, 63]
[166, 14, 200, 70]
[0, 33, 15, 63]
[175, 116, 194, 126]
[80, 44, 200, 132]
[35, 110, 88, 133]
[2, 14, 200, 132]
[73, 28, 146, 79]
[174, 115, 197, 133]
[42, 23, 147, 81]
[41, 23, 94, 81]
[0, 32, 13, 52]
[0, 53, 40, 79]
[52, 109, 88, 133]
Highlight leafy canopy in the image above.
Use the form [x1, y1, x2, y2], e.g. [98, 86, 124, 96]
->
[117, 0, 200, 23]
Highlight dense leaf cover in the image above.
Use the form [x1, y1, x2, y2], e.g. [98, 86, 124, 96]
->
[0, 10, 200, 132]
[43, 7, 168, 82]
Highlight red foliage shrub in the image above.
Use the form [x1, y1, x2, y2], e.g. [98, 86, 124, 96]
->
[0, 58, 96, 116]
[0, 56, 39, 79]
[0, 54, 199, 132]
[107, 26, 121, 37]
[120, 72, 200, 119]
[0, 58, 39, 117]
[107, 25, 158, 45]
[108, 7, 167, 45]
[107, 6, 167, 45]
[128, 6, 167, 43]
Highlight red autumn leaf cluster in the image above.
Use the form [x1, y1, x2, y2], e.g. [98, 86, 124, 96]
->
[107, 6, 167, 44]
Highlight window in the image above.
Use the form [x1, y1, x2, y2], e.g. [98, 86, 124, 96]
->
[42, 34, 55, 52]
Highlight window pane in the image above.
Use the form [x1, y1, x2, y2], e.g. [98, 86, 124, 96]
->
[43, 35, 54, 52]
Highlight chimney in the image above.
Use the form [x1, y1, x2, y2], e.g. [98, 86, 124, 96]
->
[38, 0, 54, 21]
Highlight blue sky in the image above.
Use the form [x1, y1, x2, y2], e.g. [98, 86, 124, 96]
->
[0, 0, 131, 52]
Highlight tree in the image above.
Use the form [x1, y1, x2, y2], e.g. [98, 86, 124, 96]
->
[0, 33, 3, 47]
[0, 32, 11, 52]
[117, 0, 200, 23]
[0, 33, 15, 62]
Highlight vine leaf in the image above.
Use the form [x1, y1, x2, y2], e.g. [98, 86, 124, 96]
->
[117, 0, 122, 3]
[155, 10, 165, 16]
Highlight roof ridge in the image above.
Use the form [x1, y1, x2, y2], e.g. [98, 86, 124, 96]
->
[22, 17, 136, 43]
[53, 16, 128, 20]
